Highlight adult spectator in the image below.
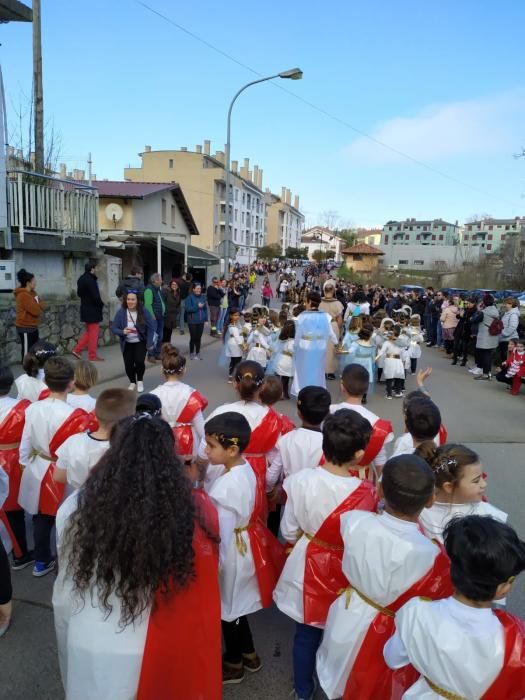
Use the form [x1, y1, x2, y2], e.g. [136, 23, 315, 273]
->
[174, 272, 192, 335]
[184, 282, 208, 360]
[162, 279, 181, 343]
[440, 295, 459, 356]
[451, 296, 477, 366]
[111, 291, 155, 392]
[115, 266, 144, 300]
[410, 290, 426, 317]
[216, 280, 229, 335]
[472, 294, 500, 381]
[261, 279, 274, 308]
[71, 261, 105, 362]
[14, 269, 45, 362]
[499, 297, 520, 361]
[206, 277, 223, 337]
[144, 273, 165, 363]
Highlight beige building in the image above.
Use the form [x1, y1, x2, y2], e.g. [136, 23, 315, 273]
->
[124, 143, 266, 266]
[265, 187, 304, 255]
[342, 243, 384, 277]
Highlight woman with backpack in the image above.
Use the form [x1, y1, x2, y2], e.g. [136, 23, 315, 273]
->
[472, 294, 501, 381]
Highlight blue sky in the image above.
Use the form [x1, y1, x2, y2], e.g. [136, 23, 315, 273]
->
[2, 0, 524, 227]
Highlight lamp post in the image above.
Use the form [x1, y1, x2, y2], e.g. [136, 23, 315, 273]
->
[223, 68, 303, 272]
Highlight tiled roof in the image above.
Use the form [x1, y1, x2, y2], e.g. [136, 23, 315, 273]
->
[342, 243, 385, 255]
[95, 181, 178, 198]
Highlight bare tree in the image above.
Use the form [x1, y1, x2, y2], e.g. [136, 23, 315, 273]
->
[320, 209, 340, 231]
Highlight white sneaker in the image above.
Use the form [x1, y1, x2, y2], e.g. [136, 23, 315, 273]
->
[128, 383, 136, 391]
[137, 381, 144, 393]
[471, 367, 483, 376]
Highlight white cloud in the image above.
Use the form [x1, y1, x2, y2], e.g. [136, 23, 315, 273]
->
[344, 89, 525, 164]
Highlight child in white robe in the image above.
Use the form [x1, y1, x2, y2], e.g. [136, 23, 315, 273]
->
[415, 441, 507, 543]
[375, 324, 407, 399]
[384, 515, 525, 699]
[247, 322, 270, 368]
[273, 409, 377, 700]
[15, 340, 57, 402]
[317, 453, 452, 699]
[66, 361, 98, 413]
[273, 320, 295, 400]
[391, 395, 442, 459]
[224, 310, 245, 382]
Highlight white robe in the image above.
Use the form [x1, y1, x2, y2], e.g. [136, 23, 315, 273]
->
[273, 468, 366, 627]
[55, 433, 109, 490]
[273, 338, 295, 378]
[0, 465, 10, 553]
[150, 381, 205, 451]
[246, 329, 269, 367]
[266, 427, 323, 490]
[419, 500, 507, 544]
[53, 493, 149, 700]
[330, 402, 394, 467]
[198, 401, 269, 462]
[15, 373, 46, 403]
[317, 511, 441, 699]
[375, 339, 405, 380]
[384, 596, 505, 699]
[391, 431, 441, 458]
[208, 460, 261, 621]
[67, 394, 96, 413]
[225, 325, 244, 358]
[18, 398, 77, 514]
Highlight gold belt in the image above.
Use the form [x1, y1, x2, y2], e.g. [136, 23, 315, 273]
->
[386, 353, 400, 359]
[0, 443, 20, 450]
[338, 585, 394, 616]
[302, 335, 323, 341]
[424, 677, 467, 700]
[304, 532, 343, 551]
[30, 449, 52, 461]
[282, 350, 293, 357]
[234, 525, 252, 556]
[244, 452, 265, 458]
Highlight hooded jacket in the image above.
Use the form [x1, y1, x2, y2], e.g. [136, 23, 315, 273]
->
[14, 287, 45, 329]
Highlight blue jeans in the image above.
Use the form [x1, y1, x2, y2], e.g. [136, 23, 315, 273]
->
[436, 321, 443, 347]
[149, 317, 163, 358]
[217, 307, 228, 333]
[293, 622, 323, 699]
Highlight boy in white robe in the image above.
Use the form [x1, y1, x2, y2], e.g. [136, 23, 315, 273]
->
[390, 395, 441, 459]
[384, 515, 525, 699]
[273, 409, 377, 700]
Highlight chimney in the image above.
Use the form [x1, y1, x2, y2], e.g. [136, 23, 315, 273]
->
[79, 169, 85, 181]
[248, 170, 252, 182]
[92, 174, 97, 181]
[30, 151, 36, 167]
[253, 165, 259, 185]
[180, 146, 188, 152]
[144, 145, 152, 153]
[231, 160, 238, 172]
[244, 157, 250, 170]
[294, 195, 300, 209]
[240, 158, 249, 178]
[196, 145, 202, 153]
[286, 189, 292, 205]
[215, 150, 225, 164]
[203, 140, 211, 155]
[257, 168, 263, 189]
[281, 186, 287, 201]
[59, 163, 67, 178]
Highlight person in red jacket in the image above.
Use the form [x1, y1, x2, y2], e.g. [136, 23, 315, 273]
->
[496, 338, 525, 395]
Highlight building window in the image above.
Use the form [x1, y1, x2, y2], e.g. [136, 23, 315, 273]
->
[505, 224, 510, 230]
[468, 225, 472, 231]
[235, 189, 239, 201]
[501, 235, 506, 240]
[168, 159, 174, 169]
[409, 226, 413, 231]
[464, 234, 469, 240]
[161, 198, 167, 224]
[487, 244, 492, 250]
[439, 235, 444, 241]
[432, 235, 436, 240]
[405, 234, 410, 240]
[488, 234, 493, 240]
[170, 205, 176, 228]
[397, 225, 401, 231]
[352, 254, 363, 261]
[384, 235, 389, 244]
[488, 224, 493, 230]
[442, 225, 446, 231]
[398, 259, 409, 265]
[414, 260, 424, 265]
[389, 226, 392, 231]
[416, 234, 421, 240]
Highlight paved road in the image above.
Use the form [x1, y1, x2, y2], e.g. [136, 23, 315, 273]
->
[4, 285, 525, 699]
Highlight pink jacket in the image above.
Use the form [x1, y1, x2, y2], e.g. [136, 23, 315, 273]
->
[440, 304, 459, 329]
[262, 285, 274, 299]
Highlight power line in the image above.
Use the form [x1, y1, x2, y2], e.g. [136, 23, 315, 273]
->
[136, 0, 522, 210]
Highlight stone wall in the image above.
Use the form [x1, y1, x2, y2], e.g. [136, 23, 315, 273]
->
[0, 298, 119, 365]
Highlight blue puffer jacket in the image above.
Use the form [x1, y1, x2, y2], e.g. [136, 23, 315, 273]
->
[184, 293, 209, 324]
[111, 306, 156, 351]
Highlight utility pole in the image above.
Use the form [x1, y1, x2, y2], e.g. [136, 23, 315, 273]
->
[33, 0, 44, 173]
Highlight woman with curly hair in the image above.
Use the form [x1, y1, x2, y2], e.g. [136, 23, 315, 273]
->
[52, 415, 221, 700]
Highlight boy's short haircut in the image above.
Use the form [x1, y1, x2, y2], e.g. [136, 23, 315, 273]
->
[0, 365, 14, 396]
[44, 356, 74, 393]
[402, 389, 425, 414]
[297, 386, 331, 425]
[341, 364, 369, 397]
[444, 516, 525, 602]
[205, 411, 251, 453]
[95, 388, 137, 425]
[259, 375, 284, 406]
[322, 409, 372, 466]
[405, 396, 441, 441]
[73, 361, 98, 391]
[381, 454, 435, 516]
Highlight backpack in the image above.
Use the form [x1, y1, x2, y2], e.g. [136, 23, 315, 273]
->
[488, 317, 504, 336]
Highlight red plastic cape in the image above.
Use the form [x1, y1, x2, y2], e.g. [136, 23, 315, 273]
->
[359, 418, 392, 467]
[438, 423, 448, 445]
[303, 480, 378, 626]
[39, 408, 89, 516]
[172, 390, 208, 456]
[38, 388, 50, 401]
[343, 545, 453, 700]
[278, 412, 295, 436]
[137, 490, 221, 700]
[0, 399, 30, 511]
[244, 409, 282, 522]
[480, 611, 525, 700]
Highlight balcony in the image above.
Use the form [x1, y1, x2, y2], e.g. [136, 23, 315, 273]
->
[8, 171, 99, 243]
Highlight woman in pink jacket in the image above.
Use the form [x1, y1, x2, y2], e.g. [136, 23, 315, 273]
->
[261, 279, 274, 308]
[440, 295, 459, 356]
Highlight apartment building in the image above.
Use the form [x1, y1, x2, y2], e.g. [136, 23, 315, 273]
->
[301, 227, 344, 261]
[265, 187, 304, 255]
[461, 217, 525, 253]
[124, 143, 266, 265]
[381, 218, 459, 246]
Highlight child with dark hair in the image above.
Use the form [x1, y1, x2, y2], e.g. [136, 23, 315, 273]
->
[318, 454, 453, 699]
[53, 415, 222, 699]
[274, 409, 377, 700]
[0, 366, 32, 568]
[374, 318, 394, 384]
[375, 324, 407, 399]
[151, 344, 208, 458]
[273, 320, 295, 400]
[18, 357, 89, 577]
[15, 340, 57, 402]
[391, 396, 442, 458]
[415, 442, 507, 543]
[259, 374, 295, 436]
[54, 388, 137, 491]
[205, 411, 283, 685]
[135, 392, 162, 417]
[67, 360, 98, 413]
[331, 364, 393, 479]
[337, 324, 376, 399]
[224, 310, 244, 382]
[384, 516, 525, 698]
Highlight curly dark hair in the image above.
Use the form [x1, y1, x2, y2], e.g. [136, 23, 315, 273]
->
[63, 415, 197, 627]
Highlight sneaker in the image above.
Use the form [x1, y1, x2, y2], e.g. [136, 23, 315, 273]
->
[196, 354, 204, 360]
[227, 377, 233, 384]
[470, 368, 483, 376]
[90, 356, 105, 362]
[0, 617, 11, 638]
[325, 373, 337, 381]
[12, 552, 35, 571]
[32, 560, 56, 577]
[394, 392, 403, 398]
[137, 381, 144, 393]
[190, 353, 196, 360]
[386, 395, 393, 400]
[128, 383, 136, 391]
[222, 661, 245, 685]
[242, 653, 262, 673]
[474, 374, 491, 381]
[71, 350, 82, 360]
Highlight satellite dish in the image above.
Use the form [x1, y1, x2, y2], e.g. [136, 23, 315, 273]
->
[105, 203, 123, 223]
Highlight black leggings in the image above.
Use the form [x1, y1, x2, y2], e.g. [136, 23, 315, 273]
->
[222, 616, 255, 664]
[33, 514, 55, 563]
[123, 341, 147, 382]
[476, 348, 494, 375]
[386, 378, 404, 396]
[189, 323, 204, 354]
[229, 355, 242, 376]
[6, 510, 28, 558]
[0, 539, 12, 605]
[279, 375, 290, 398]
[17, 328, 39, 363]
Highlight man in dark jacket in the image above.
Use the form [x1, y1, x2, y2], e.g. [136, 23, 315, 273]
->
[206, 277, 223, 336]
[115, 266, 145, 299]
[71, 261, 105, 361]
[144, 273, 166, 362]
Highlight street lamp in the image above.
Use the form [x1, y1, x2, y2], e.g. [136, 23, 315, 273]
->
[223, 68, 303, 271]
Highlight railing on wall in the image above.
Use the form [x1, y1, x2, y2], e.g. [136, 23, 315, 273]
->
[7, 170, 99, 243]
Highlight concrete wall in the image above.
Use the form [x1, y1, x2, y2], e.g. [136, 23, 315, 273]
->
[380, 244, 482, 270]
[9, 250, 87, 298]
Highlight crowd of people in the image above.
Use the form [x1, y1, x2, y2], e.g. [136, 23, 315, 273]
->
[3, 261, 525, 700]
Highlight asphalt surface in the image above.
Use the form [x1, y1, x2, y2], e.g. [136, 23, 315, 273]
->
[3, 282, 525, 700]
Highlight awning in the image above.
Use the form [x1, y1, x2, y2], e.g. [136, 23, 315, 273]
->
[99, 234, 220, 267]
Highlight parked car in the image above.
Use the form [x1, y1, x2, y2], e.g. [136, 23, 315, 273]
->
[441, 287, 468, 297]
[469, 288, 497, 299]
[386, 264, 399, 272]
[399, 284, 425, 295]
[494, 289, 521, 300]
[518, 293, 525, 308]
